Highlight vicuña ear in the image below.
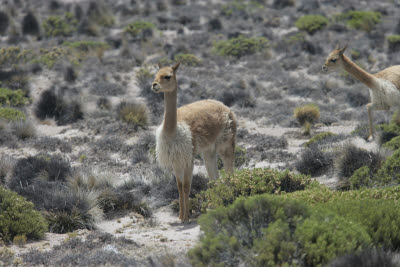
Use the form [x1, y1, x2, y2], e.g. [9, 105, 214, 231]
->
[339, 44, 347, 54]
[157, 62, 163, 69]
[172, 62, 180, 72]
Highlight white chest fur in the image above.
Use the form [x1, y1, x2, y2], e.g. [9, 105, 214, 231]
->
[155, 122, 193, 171]
[370, 79, 400, 109]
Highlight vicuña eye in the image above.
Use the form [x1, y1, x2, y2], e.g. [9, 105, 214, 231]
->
[330, 58, 337, 63]
[164, 75, 171, 80]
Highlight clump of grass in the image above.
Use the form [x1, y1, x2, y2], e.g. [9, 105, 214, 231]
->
[388, 35, 400, 53]
[173, 53, 201, 66]
[10, 120, 36, 140]
[340, 10, 381, 32]
[213, 35, 269, 59]
[124, 21, 155, 39]
[295, 15, 328, 34]
[0, 185, 48, 242]
[294, 104, 320, 135]
[116, 101, 149, 129]
[0, 107, 25, 121]
[295, 145, 334, 177]
[42, 12, 78, 37]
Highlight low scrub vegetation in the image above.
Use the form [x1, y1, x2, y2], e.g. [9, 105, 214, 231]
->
[294, 104, 320, 135]
[124, 21, 155, 38]
[340, 10, 381, 32]
[295, 15, 328, 34]
[305, 132, 337, 147]
[388, 35, 400, 53]
[213, 36, 269, 59]
[0, 88, 29, 106]
[116, 101, 149, 129]
[42, 13, 78, 37]
[0, 186, 47, 242]
[0, 107, 25, 121]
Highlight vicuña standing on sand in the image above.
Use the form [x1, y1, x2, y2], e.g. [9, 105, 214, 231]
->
[152, 62, 236, 222]
[322, 45, 400, 141]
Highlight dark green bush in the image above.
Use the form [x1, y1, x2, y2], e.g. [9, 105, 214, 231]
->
[0, 88, 29, 106]
[194, 168, 314, 213]
[213, 35, 269, 59]
[305, 132, 337, 147]
[0, 107, 25, 121]
[0, 186, 47, 242]
[383, 136, 400, 150]
[124, 21, 155, 38]
[295, 15, 328, 34]
[42, 13, 78, 37]
[341, 10, 381, 32]
[349, 166, 373, 189]
[375, 149, 400, 185]
[190, 194, 371, 267]
[174, 53, 201, 66]
[388, 35, 400, 52]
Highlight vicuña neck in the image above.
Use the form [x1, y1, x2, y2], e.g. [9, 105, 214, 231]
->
[163, 88, 177, 135]
[342, 55, 377, 89]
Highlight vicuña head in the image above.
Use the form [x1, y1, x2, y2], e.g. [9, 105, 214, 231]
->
[152, 62, 237, 222]
[322, 44, 347, 73]
[152, 62, 179, 93]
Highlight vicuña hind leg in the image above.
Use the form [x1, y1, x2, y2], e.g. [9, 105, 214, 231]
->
[182, 164, 193, 222]
[173, 168, 184, 221]
[203, 147, 219, 180]
[367, 103, 375, 141]
[217, 138, 235, 175]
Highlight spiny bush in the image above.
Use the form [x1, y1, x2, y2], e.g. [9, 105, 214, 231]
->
[388, 35, 400, 53]
[22, 11, 40, 36]
[0, 107, 25, 121]
[0, 11, 9, 35]
[116, 101, 148, 129]
[295, 145, 334, 177]
[35, 89, 83, 125]
[0, 88, 29, 106]
[193, 168, 313, 213]
[174, 53, 202, 66]
[0, 186, 47, 242]
[383, 136, 400, 150]
[124, 21, 155, 39]
[213, 35, 269, 59]
[341, 10, 381, 32]
[294, 103, 320, 126]
[336, 144, 384, 181]
[349, 166, 373, 189]
[189, 194, 371, 267]
[42, 13, 78, 37]
[295, 15, 328, 34]
[305, 132, 337, 147]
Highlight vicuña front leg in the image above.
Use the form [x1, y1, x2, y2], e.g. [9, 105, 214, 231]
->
[366, 103, 374, 141]
[174, 173, 184, 221]
[203, 148, 219, 180]
[182, 165, 193, 222]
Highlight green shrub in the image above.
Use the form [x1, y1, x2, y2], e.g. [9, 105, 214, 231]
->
[0, 107, 25, 121]
[193, 168, 314, 213]
[189, 195, 310, 266]
[174, 53, 202, 66]
[42, 13, 77, 37]
[341, 10, 381, 32]
[32, 47, 70, 69]
[213, 35, 269, 59]
[324, 199, 400, 249]
[295, 15, 328, 34]
[0, 46, 32, 67]
[305, 132, 337, 147]
[190, 194, 371, 267]
[375, 149, 400, 185]
[124, 21, 155, 38]
[349, 166, 373, 189]
[116, 102, 148, 129]
[388, 35, 400, 52]
[0, 88, 29, 106]
[63, 41, 110, 61]
[383, 136, 400, 150]
[0, 186, 47, 242]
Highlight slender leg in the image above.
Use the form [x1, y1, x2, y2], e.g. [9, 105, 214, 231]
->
[173, 168, 184, 221]
[203, 147, 219, 180]
[367, 103, 374, 141]
[182, 164, 193, 222]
